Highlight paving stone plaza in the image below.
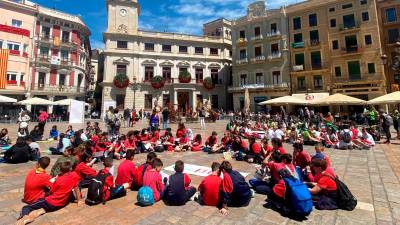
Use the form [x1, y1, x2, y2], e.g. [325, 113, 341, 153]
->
[1, 120, 400, 225]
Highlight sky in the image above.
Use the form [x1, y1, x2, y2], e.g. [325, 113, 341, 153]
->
[32, 0, 302, 49]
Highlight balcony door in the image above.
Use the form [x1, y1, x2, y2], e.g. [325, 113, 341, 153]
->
[347, 61, 361, 80]
[343, 14, 356, 29]
[345, 35, 358, 51]
[59, 74, 66, 88]
[38, 72, 46, 89]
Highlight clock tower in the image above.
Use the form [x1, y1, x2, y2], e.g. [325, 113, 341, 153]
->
[106, 0, 140, 34]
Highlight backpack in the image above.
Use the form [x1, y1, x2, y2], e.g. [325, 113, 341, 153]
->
[325, 174, 357, 211]
[85, 172, 110, 205]
[343, 131, 352, 143]
[283, 176, 313, 217]
[137, 186, 155, 206]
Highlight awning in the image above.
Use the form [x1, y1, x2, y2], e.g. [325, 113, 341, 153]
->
[368, 91, 400, 105]
[258, 93, 330, 106]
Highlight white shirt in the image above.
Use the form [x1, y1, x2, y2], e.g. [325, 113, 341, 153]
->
[274, 129, 285, 140]
[362, 132, 375, 145]
[267, 129, 274, 140]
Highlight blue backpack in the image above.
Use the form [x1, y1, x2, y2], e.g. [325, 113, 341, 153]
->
[283, 176, 313, 217]
[137, 186, 155, 206]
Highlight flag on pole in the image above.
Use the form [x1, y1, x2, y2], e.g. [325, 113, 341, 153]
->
[0, 49, 9, 89]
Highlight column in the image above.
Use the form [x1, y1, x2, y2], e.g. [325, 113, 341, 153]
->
[173, 89, 178, 111]
[48, 96, 54, 114]
[192, 91, 197, 112]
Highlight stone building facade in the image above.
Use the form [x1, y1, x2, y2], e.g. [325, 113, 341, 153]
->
[287, 0, 386, 100]
[102, 0, 232, 115]
[230, 1, 290, 112]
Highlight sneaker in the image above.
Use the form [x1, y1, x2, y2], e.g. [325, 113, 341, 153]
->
[251, 189, 255, 198]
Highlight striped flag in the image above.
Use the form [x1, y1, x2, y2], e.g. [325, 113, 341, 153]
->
[0, 49, 9, 89]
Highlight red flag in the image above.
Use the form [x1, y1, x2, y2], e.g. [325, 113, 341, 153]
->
[0, 49, 9, 89]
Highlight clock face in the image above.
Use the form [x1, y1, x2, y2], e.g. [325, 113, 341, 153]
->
[120, 9, 127, 17]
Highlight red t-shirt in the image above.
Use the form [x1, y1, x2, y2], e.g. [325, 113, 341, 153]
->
[45, 172, 80, 207]
[74, 162, 97, 180]
[142, 169, 164, 202]
[135, 163, 152, 187]
[179, 136, 190, 144]
[115, 160, 137, 187]
[250, 143, 262, 154]
[294, 151, 311, 169]
[267, 162, 285, 182]
[23, 169, 52, 204]
[317, 167, 337, 191]
[176, 129, 186, 138]
[99, 168, 114, 201]
[199, 174, 222, 206]
[124, 139, 136, 149]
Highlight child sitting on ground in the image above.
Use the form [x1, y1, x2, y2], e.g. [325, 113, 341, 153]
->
[49, 125, 59, 140]
[198, 162, 222, 207]
[74, 150, 97, 188]
[23, 157, 52, 204]
[50, 146, 78, 177]
[17, 161, 83, 225]
[87, 157, 128, 205]
[190, 134, 203, 152]
[115, 150, 137, 189]
[246, 137, 263, 164]
[142, 158, 165, 202]
[175, 133, 190, 152]
[163, 160, 197, 206]
[26, 136, 41, 161]
[312, 144, 331, 167]
[134, 152, 157, 190]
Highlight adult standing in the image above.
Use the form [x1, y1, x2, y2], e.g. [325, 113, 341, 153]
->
[131, 109, 137, 127]
[380, 110, 393, 144]
[162, 107, 170, 130]
[123, 108, 131, 128]
[199, 107, 206, 130]
[37, 110, 48, 136]
[149, 109, 160, 131]
[18, 110, 31, 134]
[105, 106, 115, 135]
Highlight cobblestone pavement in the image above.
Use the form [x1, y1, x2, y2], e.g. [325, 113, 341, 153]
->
[1, 120, 400, 225]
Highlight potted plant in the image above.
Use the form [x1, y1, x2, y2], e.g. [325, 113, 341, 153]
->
[113, 73, 129, 89]
[203, 77, 215, 90]
[151, 75, 165, 89]
[179, 70, 191, 83]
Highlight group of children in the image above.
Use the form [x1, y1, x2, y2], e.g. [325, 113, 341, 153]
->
[17, 146, 254, 224]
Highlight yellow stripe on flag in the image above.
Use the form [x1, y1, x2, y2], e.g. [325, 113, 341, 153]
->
[0, 49, 9, 89]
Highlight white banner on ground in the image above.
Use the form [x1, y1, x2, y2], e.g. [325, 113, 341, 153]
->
[164, 163, 249, 178]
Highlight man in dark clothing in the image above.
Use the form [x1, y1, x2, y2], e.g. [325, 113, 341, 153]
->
[380, 110, 393, 144]
[162, 108, 170, 130]
[219, 161, 252, 215]
[4, 137, 31, 164]
[163, 160, 196, 206]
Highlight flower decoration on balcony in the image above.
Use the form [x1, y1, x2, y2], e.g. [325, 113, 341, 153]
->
[151, 76, 165, 89]
[203, 77, 215, 90]
[113, 73, 129, 89]
[178, 70, 191, 83]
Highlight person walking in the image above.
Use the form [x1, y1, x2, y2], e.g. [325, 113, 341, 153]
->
[149, 109, 160, 131]
[18, 110, 31, 134]
[162, 107, 170, 130]
[199, 107, 206, 130]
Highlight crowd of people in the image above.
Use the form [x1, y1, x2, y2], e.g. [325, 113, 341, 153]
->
[2, 104, 399, 224]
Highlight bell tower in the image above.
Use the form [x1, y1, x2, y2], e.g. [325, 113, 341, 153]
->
[106, 0, 140, 34]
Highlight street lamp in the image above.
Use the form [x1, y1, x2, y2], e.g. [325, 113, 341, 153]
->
[130, 77, 141, 110]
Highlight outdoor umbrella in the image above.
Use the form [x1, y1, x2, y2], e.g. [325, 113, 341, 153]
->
[368, 91, 400, 105]
[17, 97, 54, 105]
[313, 93, 366, 105]
[0, 95, 17, 103]
[53, 99, 85, 106]
[258, 95, 303, 105]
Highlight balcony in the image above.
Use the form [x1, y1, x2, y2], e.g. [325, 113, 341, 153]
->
[228, 82, 289, 92]
[332, 79, 385, 95]
[308, 39, 321, 47]
[250, 55, 265, 63]
[9, 50, 20, 56]
[341, 46, 363, 54]
[236, 58, 248, 65]
[291, 42, 305, 49]
[311, 62, 323, 70]
[251, 35, 263, 41]
[266, 30, 281, 38]
[339, 22, 360, 32]
[142, 78, 224, 86]
[33, 85, 86, 94]
[267, 52, 282, 61]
